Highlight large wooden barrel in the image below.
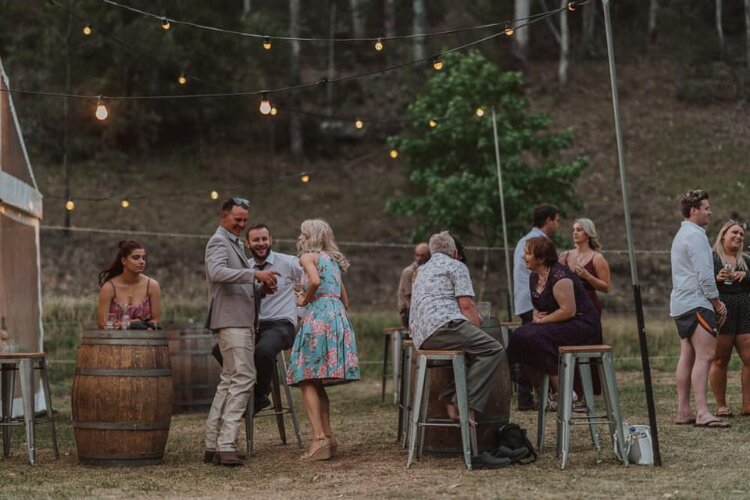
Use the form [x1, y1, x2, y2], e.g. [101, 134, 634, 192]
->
[165, 325, 220, 413]
[72, 330, 173, 466]
[421, 318, 511, 453]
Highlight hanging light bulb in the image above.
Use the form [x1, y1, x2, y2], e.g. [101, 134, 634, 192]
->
[300, 173, 310, 183]
[65, 200, 75, 211]
[374, 38, 384, 51]
[263, 37, 272, 50]
[161, 18, 171, 30]
[504, 23, 514, 36]
[178, 73, 187, 85]
[354, 119, 364, 129]
[120, 199, 130, 208]
[210, 190, 219, 200]
[475, 107, 485, 117]
[95, 96, 108, 121]
[82, 25, 93, 36]
[432, 57, 444, 71]
[270, 107, 278, 116]
[428, 119, 438, 128]
[259, 94, 272, 115]
[567, 0, 577, 11]
[389, 149, 399, 159]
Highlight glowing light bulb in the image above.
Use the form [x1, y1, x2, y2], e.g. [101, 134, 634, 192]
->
[567, 1, 577, 11]
[210, 190, 219, 200]
[83, 25, 92, 36]
[475, 107, 485, 117]
[389, 149, 399, 159]
[270, 107, 278, 116]
[300, 173, 310, 183]
[120, 199, 130, 208]
[374, 38, 384, 51]
[263, 37, 272, 50]
[95, 97, 108, 121]
[178, 73, 187, 85]
[432, 57, 444, 71]
[354, 119, 364, 129]
[428, 119, 438, 128]
[161, 18, 171, 30]
[259, 95, 272, 115]
[504, 23, 514, 36]
[65, 200, 75, 211]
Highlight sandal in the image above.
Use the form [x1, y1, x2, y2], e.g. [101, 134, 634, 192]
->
[716, 408, 734, 418]
[301, 437, 332, 461]
[694, 418, 731, 429]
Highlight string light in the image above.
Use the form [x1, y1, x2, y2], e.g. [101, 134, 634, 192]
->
[428, 119, 438, 128]
[432, 57, 444, 71]
[178, 73, 187, 85]
[300, 173, 310, 183]
[567, 1, 578, 12]
[161, 18, 171, 30]
[65, 200, 75, 211]
[120, 199, 130, 208]
[504, 23, 514, 36]
[354, 119, 364, 129]
[259, 94, 272, 115]
[82, 25, 93, 36]
[389, 149, 399, 159]
[270, 107, 278, 116]
[95, 96, 108, 121]
[263, 37, 272, 50]
[374, 38, 384, 51]
[475, 107, 485, 117]
[210, 190, 219, 200]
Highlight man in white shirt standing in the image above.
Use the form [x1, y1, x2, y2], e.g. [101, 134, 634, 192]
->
[670, 189, 728, 428]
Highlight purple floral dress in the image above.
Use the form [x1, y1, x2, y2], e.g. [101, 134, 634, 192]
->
[287, 251, 360, 386]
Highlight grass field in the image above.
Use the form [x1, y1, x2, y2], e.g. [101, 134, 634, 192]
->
[2, 308, 750, 498]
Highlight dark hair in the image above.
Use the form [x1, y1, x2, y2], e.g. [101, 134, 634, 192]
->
[678, 189, 709, 218]
[246, 223, 270, 238]
[532, 204, 559, 228]
[221, 197, 251, 212]
[525, 236, 557, 267]
[98, 240, 144, 287]
[452, 236, 468, 265]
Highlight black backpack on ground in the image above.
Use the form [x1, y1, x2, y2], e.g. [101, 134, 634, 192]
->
[493, 422, 537, 464]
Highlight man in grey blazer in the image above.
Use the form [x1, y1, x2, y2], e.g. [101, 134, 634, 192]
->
[203, 197, 279, 466]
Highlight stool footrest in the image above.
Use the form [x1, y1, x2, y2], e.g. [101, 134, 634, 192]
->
[414, 349, 464, 356]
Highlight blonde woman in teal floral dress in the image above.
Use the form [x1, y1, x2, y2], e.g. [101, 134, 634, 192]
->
[288, 219, 360, 461]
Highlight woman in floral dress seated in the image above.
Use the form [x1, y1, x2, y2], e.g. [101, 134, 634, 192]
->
[288, 219, 360, 461]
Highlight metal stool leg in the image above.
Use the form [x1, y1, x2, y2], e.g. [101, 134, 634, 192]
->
[392, 331, 402, 404]
[577, 357, 601, 452]
[38, 358, 59, 459]
[452, 355, 474, 470]
[406, 355, 427, 469]
[270, 359, 287, 445]
[417, 363, 433, 460]
[601, 352, 628, 466]
[277, 353, 303, 448]
[381, 334, 390, 403]
[19, 358, 35, 465]
[245, 390, 255, 456]
[537, 373, 549, 452]
[557, 353, 576, 470]
[1, 364, 12, 458]
[399, 346, 413, 449]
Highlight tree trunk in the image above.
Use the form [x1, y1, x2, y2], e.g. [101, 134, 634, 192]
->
[648, 0, 658, 45]
[350, 0, 365, 39]
[412, 0, 425, 61]
[289, 0, 303, 160]
[513, 0, 530, 68]
[745, 0, 750, 98]
[582, 0, 596, 56]
[243, 0, 251, 16]
[558, 0, 569, 88]
[326, 1, 336, 115]
[716, 0, 725, 53]
[384, 0, 396, 65]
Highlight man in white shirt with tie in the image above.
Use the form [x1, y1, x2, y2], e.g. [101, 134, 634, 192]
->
[671, 189, 728, 428]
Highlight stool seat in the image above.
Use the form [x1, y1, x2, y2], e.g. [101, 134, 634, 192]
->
[558, 345, 612, 354]
[384, 327, 406, 334]
[413, 349, 463, 357]
[0, 353, 45, 360]
[402, 340, 414, 347]
[499, 322, 522, 328]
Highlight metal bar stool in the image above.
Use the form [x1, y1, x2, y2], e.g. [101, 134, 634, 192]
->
[406, 349, 477, 470]
[381, 327, 406, 404]
[245, 350, 303, 456]
[1, 352, 59, 465]
[536, 344, 628, 469]
[397, 339, 414, 448]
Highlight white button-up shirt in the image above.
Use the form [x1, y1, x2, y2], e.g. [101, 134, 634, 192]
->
[513, 227, 545, 316]
[670, 220, 719, 317]
[252, 251, 303, 325]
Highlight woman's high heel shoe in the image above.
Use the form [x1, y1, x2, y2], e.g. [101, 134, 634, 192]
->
[301, 437, 331, 461]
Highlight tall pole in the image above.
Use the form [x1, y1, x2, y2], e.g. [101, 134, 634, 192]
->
[602, 0, 661, 466]
[492, 108, 514, 319]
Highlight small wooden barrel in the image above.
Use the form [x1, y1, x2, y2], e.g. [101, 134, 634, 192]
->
[165, 325, 220, 413]
[421, 318, 511, 454]
[72, 330, 173, 466]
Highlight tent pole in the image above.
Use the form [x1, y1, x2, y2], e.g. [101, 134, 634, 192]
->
[492, 107, 514, 320]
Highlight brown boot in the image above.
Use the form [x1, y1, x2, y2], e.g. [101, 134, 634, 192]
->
[216, 451, 245, 466]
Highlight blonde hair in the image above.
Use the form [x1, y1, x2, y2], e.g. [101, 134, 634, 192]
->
[574, 218, 601, 252]
[297, 219, 350, 272]
[713, 221, 748, 272]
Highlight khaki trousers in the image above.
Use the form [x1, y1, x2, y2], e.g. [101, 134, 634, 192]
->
[204, 327, 256, 451]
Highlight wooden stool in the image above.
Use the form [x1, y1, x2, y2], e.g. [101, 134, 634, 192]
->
[0, 353, 59, 465]
[536, 345, 628, 469]
[245, 351, 303, 455]
[381, 327, 407, 404]
[406, 349, 477, 470]
[397, 339, 414, 448]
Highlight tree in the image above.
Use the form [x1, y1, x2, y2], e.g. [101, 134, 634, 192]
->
[386, 51, 587, 244]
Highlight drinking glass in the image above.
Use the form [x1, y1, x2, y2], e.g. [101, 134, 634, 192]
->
[724, 263, 734, 285]
[104, 313, 117, 330]
[121, 313, 131, 330]
[478, 301, 492, 319]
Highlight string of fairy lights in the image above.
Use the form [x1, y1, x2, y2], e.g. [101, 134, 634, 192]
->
[1, 1, 585, 212]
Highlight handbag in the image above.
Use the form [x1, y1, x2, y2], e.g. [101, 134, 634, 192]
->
[614, 423, 654, 465]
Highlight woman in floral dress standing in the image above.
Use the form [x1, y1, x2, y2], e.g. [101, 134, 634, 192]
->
[288, 219, 360, 461]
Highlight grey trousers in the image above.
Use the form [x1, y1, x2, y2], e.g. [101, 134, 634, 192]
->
[421, 320, 505, 413]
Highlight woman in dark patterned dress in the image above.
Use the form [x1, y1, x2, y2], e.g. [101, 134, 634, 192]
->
[559, 218, 611, 316]
[507, 236, 602, 394]
[708, 221, 750, 417]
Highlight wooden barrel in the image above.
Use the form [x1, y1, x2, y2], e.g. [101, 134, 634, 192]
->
[72, 330, 173, 466]
[165, 325, 221, 413]
[421, 318, 511, 454]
